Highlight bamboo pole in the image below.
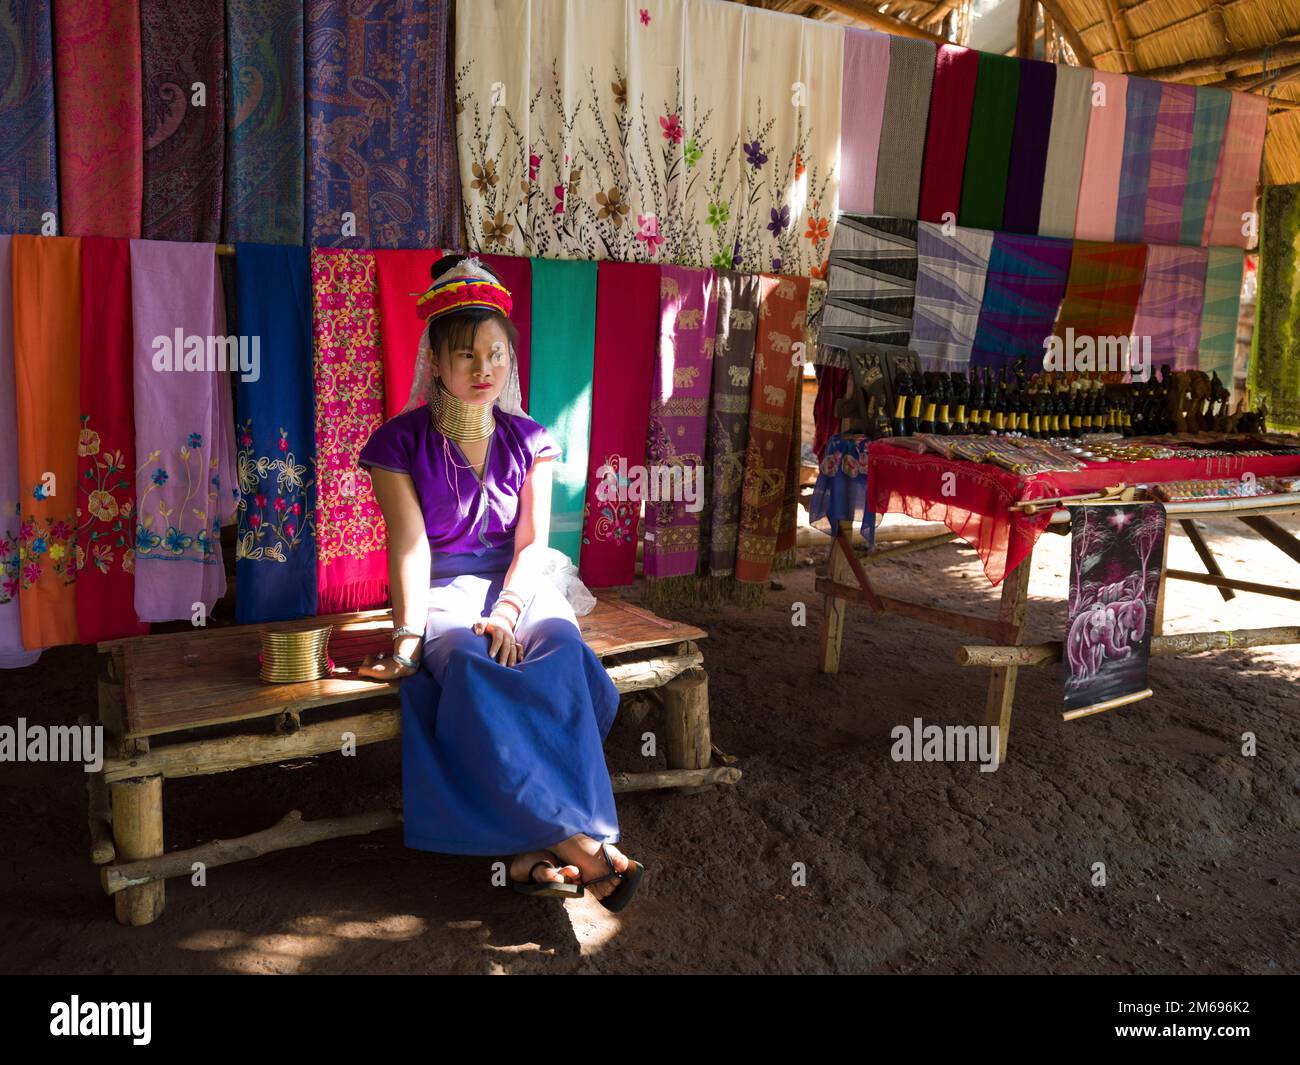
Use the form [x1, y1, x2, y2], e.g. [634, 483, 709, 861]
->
[110, 776, 164, 924]
[1141, 35, 1300, 82]
[102, 808, 402, 895]
[1165, 569, 1300, 600]
[1038, 0, 1093, 66]
[1062, 688, 1153, 722]
[956, 625, 1300, 667]
[808, 0, 947, 43]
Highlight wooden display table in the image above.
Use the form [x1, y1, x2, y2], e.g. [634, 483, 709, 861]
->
[89, 593, 726, 926]
[818, 494, 1300, 763]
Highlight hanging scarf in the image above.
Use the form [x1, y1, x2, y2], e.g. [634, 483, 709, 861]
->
[1179, 87, 1232, 248]
[1130, 245, 1208, 372]
[11, 235, 80, 648]
[311, 248, 388, 613]
[234, 243, 318, 623]
[839, 29, 891, 216]
[375, 249, 447, 420]
[1206, 92, 1268, 249]
[1114, 76, 1163, 243]
[959, 53, 1020, 231]
[1038, 65, 1093, 240]
[1248, 184, 1300, 431]
[911, 221, 994, 372]
[456, 0, 840, 277]
[53, 0, 143, 238]
[0, 237, 42, 667]
[224, 0, 305, 245]
[528, 258, 597, 564]
[1074, 70, 1129, 242]
[1142, 83, 1197, 246]
[1197, 247, 1244, 391]
[140, 0, 225, 241]
[131, 240, 238, 622]
[776, 331, 810, 561]
[818, 214, 916, 363]
[812, 365, 846, 462]
[0, 0, 57, 234]
[579, 261, 658, 589]
[643, 265, 718, 605]
[1002, 58, 1057, 235]
[735, 274, 810, 593]
[306, 0, 460, 249]
[873, 36, 935, 221]
[917, 44, 979, 224]
[76, 238, 148, 643]
[969, 232, 1071, 374]
[705, 271, 761, 583]
[1054, 241, 1149, 371]
[476, 255, 533, 406]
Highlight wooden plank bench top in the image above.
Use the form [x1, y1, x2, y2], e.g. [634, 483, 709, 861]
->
[97, 592, 707, 739]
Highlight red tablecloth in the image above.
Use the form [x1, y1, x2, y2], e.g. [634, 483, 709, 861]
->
[868, 443, 1300, 586]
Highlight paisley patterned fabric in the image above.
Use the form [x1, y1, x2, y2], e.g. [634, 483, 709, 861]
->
[52, 0, 143, 237]
[311, 248, 390, 612]
[454, 0, 840, 277]
[305, 0, 461, 249]
[224, 0, 306, 245]
[0, 0, 59, 233]
[140, 0, 226, 241]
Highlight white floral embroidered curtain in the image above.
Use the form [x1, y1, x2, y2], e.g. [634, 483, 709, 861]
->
[454, 0, 842, 277]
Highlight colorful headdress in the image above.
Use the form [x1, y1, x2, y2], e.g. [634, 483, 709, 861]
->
[402, 256, 525, 417]
[415, 270, 514, 322]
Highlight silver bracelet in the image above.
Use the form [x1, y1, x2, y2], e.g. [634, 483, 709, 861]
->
[392, 625, 422, 640]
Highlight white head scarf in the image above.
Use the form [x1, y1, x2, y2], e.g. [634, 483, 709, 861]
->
[401, 255, 526, 417]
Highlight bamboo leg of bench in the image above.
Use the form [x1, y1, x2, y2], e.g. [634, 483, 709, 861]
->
[110, 776, 164, 926]
[1153, 530, 1172, 637]
[663, 668, 711, 792]
[984, 555, 1032, 765]
[819, 520, 852, 673]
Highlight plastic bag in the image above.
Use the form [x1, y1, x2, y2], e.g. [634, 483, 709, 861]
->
[538, 547, 597, 616]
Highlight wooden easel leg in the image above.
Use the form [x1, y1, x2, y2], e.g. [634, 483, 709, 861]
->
[1153, 528, 1172, 637]
[984, 555, 1032, 764]
[110, 776, 165, 925]
[819, 520, 852, 673]
[1179, 519, 1234, 601]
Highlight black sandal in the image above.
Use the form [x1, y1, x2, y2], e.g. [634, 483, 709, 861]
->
[508, 850, 582, 898]
[580, 842, 644, 913]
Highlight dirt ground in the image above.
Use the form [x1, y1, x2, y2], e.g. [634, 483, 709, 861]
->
[0, 500, 1296, 974]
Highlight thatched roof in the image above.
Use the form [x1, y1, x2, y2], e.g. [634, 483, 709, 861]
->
[741, 0, 1300, 184]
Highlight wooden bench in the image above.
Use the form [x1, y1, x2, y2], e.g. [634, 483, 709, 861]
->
[89, 593, 731, 926]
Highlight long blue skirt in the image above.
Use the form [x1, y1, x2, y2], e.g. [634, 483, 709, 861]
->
[399, 542, 622, 855]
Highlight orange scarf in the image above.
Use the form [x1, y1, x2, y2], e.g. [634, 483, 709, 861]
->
[12, 236, 81, 648]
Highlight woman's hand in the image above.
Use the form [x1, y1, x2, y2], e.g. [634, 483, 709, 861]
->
[357, 652, 418, 682]
[472, 614, 523, 666]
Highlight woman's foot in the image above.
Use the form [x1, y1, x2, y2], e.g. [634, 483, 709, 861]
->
[509, 850, 579, 887]
[550, 835, 632, 901]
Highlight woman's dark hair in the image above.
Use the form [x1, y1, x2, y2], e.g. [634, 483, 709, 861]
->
[425, 255, 520, 363]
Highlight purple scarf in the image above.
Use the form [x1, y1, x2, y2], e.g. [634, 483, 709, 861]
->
[645, 265, 718, 583]
[130, 241, 240, 622]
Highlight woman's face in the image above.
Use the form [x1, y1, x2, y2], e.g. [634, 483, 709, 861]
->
[436, 317, 510, 406]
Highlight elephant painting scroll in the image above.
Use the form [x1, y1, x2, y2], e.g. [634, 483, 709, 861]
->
[1063, 504, 1167, 713]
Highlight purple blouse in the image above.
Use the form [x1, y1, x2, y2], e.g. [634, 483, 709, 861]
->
[358, 407, 561, 556]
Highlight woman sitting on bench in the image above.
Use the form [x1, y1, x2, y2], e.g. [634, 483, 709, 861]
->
[354, 255, 643, 911]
